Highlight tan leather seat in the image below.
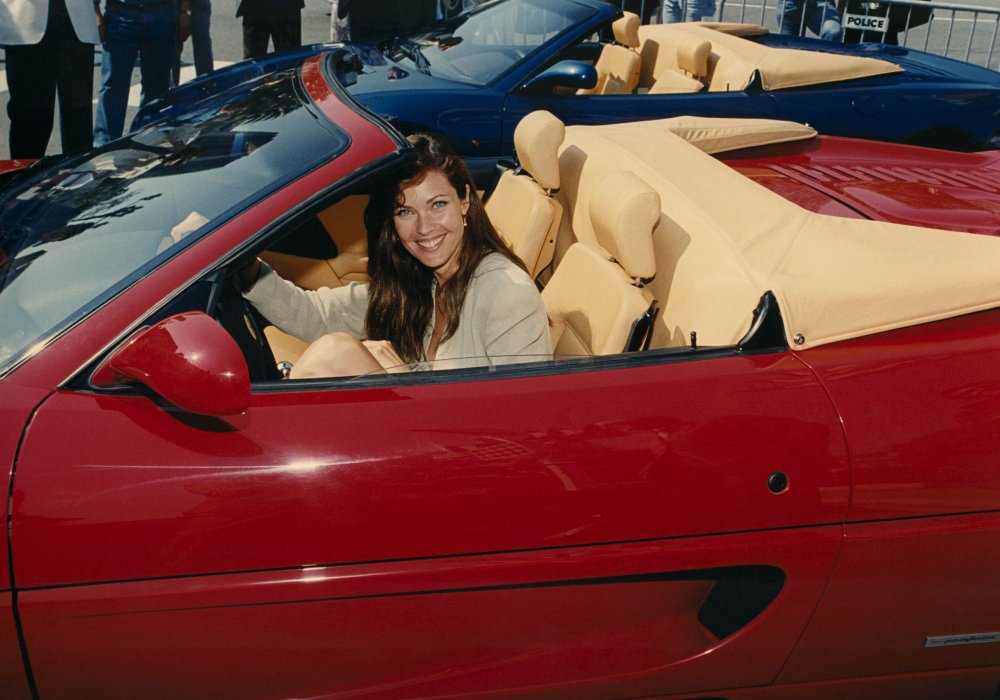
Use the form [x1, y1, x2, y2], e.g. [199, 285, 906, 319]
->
[577, 12, 641, 96]
[259, 195, 371, 292]
[650, 34, 711, 94]
[258, 196, 371, 371]
[486, 110, 565, 279]
[542, 169, 660, 356]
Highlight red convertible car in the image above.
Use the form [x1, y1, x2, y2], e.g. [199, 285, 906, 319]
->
[2, 54, 1000, 699]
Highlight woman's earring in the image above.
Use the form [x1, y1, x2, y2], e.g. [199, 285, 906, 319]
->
[463, 214, 467, 228]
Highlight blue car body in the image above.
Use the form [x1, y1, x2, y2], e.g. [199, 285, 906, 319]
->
[135, 0, 1000, 182]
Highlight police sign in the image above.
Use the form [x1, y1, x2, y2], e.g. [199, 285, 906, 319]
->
[844, 13, 890, 31]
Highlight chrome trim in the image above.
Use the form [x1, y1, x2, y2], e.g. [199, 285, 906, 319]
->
[925, 632, 1000, 647]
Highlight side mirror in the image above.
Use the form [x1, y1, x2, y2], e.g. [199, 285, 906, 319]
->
[330, 48, 363, 87]
[92, 311, 250, 416]
[521, 60, 598, 93]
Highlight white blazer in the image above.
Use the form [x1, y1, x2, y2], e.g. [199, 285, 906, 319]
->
[0, 0, 101, 46]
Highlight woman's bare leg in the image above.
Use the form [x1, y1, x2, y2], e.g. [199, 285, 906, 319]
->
[289, 332, 383, 378]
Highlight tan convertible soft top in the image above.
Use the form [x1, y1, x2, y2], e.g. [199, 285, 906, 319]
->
[636, 22, 903, 92]
[556, 117, 1000, 350]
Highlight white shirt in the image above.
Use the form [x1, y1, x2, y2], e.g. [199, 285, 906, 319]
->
[0, 0, 101, 46]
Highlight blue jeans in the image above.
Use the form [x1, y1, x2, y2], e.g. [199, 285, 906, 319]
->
[174, 0, 213, 83]
[777, 0, 843, 41]
[94, 1, 176, 145]
[660, 0, 716, 22]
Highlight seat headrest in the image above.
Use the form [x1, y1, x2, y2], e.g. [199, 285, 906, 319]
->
[676, 35, 711, 79]
[514, 110, 565, 191]
[613, 12, 640, 49]
[589, 170, 659, 280]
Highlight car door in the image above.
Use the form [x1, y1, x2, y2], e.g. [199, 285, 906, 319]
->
[13, 339, 848, 699]
[0, 383, 39, 700]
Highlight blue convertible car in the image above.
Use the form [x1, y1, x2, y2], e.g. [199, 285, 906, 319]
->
[136, 0, 1000, 181]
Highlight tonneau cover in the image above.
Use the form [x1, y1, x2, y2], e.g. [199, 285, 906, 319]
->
[559, 116, 1000, 350]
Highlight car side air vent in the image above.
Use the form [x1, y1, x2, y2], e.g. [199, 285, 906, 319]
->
[698, 565, 785, 639]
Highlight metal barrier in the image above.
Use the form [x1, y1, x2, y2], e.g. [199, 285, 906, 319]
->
[606, 0, 1000, 70]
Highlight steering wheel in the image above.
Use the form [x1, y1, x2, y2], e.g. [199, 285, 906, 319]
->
[218, 275, 282, 381]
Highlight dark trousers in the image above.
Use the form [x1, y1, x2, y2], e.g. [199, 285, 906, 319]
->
[173, 0, 214, 84]
[6, 21, 95, 158]
[241, 19, 301, 59]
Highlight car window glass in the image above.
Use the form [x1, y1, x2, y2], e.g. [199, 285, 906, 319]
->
[385, 0, 595, 85]
[0, 68, 349, 375]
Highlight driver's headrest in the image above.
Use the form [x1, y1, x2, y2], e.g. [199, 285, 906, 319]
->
[514, 110, 565, 192]
[613, 12, 641, 49]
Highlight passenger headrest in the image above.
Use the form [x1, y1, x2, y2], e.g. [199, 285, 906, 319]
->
[589, 170, 659, 280]
[514, 110, 565, 192]
[677, 35, 711, 79]
[613, 12, 641, 49]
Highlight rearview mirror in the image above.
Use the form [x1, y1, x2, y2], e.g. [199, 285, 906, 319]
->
[521, 60, 598, 93]
[92, 311, 251, 416]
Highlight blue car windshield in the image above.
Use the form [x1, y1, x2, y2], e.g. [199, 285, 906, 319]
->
[384, 0, 595, 85]
[0, 67, 349, 375]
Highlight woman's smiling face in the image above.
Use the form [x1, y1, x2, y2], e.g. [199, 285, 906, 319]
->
[393, 169, 470, 283]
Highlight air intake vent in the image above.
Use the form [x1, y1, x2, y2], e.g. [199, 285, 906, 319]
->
[770, 164, 998, 192]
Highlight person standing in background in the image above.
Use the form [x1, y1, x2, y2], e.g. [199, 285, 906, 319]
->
[94, 0, 190, 146]
[236, 0, 304, 60]
[337, 0, 437, 44]
[777, 0, 842, 41]
[659, 0, 716, 23]
[2, 0, 102, 158]
[622, 0, 660, 23]
[173, 0, 213, 84]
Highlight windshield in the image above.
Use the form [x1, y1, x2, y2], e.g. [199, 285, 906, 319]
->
[0, 68, 349, 374]
[383, 0, 595, 85]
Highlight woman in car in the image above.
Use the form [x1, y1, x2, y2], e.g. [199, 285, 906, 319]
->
[241, 132, 552, 377]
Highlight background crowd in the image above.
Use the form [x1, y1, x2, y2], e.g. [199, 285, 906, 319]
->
[1, 0, 842, 161]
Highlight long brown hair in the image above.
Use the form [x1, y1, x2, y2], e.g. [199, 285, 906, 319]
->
[364, 133, 526, 363]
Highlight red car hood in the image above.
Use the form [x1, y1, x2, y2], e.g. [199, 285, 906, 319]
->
[721, 137, 1000, 236]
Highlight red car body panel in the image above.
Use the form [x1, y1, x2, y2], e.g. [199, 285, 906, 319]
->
[712, 666, 1000, 700]
[780, 511, 1000, 683]
[0, 385, 49, 591]
[19, 529, 841, 698]
[800, 310, 1000, 521]
[0, 160, 34, 175]
[13, 353, 849, 587]
[0, 385, 47, 700]
[722, 137, 1000, 234]
[0, 598, 31, 700]
[2, 56, 1000, 697]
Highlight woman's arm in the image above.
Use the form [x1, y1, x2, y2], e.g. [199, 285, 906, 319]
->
[243, 262, 369, 343]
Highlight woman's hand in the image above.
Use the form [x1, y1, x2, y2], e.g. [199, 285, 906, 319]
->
[238, 259, 263, 291]
[362, 340, 410, 373]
